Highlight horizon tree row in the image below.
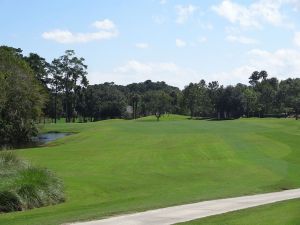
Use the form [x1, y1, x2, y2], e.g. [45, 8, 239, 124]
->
[182, 71, 300, 120]
[1, 45, 300, 146]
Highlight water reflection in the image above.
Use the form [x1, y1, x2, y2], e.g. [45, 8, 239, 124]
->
[34, 132, 71, 145]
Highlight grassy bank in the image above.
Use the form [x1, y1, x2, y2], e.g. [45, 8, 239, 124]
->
[177, 199, 300, 225]
[0, 115, 299, 224]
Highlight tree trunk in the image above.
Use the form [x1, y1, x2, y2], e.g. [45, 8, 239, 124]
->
[54, 84, 57, 124]
[190, 108, 194, 119]
[135, 102, 138, 119]
[155, 112, 160, 121]
[65, 74, 70, 123]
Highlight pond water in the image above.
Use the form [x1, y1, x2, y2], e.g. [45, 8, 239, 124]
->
[34, 132, 71, 145]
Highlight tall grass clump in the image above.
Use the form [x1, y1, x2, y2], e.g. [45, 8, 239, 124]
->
[0, 151, 64, 213]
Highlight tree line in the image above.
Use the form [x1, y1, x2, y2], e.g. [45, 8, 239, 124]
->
[0, 45, 299, 146]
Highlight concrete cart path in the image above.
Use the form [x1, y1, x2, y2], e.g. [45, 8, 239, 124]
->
[69, 188, 300, 225]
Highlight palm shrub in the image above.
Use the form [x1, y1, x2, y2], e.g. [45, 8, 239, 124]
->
[0, 151, 64, 213]
[14, 167, 64, 209]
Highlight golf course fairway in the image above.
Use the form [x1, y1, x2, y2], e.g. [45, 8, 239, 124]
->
[1, 115, 299, 225]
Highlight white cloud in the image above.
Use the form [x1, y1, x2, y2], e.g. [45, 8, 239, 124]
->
[115, 60, 154, 74]
[114, 60, 181, 74]
[198, 37, 207, 43]
[175, 4, 197, 24]
[211, 65, 255, 85]
[42, 29, 118, 44]
[176, 37, 206, 48]
[42, 19, 118, 44]
[92, 19, 116, 30]
[212, 0, 293, 29]
[176, 38, 187, 47]
[212, 0, 260, 28]
[135, 43, 149, 49]
[106, 60, 200, 88]
[199, 22, 214, 30]
[88, 48, 300, 88]
[226, 35, 258, 44]
[294, 32, 300, 47]
[247, 48, 300, 75]
[215, 48, 300, 85]
[289, 0, 300, 11]
[225, 26, 242, 34]
[252, 0, 286, 26]
[152, 15, 167, 24]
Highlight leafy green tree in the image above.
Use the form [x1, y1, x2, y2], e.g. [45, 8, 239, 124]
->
[4, 45, 300, 126]
[249, 71, 279, 116]
[144, 91, 171, 121]
[52, 50, 88, 122]
[48, 60, 64, 123]
[0, 46, 23, 58]
[86, 83, 126, 120]
[74, 86, 88, 122]
[249, 70, 268, 86]
[24, 53, 50, 88]
[207, 81, 220, 115]
[24, 53, 52, 122]
[85, 86, 97, 121]
[257, 78, 278, 115]
[0, 46, 45, 146]
[169, 90, 181, 114]
[183, 80, 211, 118]
[183, 83, 199, 118]
[278, 78, 300, 120]
[130, 93, 140, 119]
[242, 87, 258, 117]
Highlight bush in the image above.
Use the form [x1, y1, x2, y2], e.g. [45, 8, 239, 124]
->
[0, 151, 64, 213]
[0, 191, 21, 212]
[15, 167, 65, 209]
[0, 151, 26, 176]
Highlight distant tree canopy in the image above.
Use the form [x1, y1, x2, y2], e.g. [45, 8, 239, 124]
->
[85, 83, 127, 121]
[1, 45, 300, 146]
[181, 72, 299, 120]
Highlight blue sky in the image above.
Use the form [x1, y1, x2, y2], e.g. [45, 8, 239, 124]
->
[1, 0, 300, 88]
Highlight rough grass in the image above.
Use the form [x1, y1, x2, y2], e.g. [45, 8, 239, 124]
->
[0, 115, 299, 225]
[177, 199, 300, 225]
[0, 151, 64, 213]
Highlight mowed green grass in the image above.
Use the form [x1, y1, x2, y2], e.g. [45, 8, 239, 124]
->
[178, 199, 300, 225]
[1, 115, 300, 225]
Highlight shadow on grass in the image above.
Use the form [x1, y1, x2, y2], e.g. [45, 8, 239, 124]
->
[135, 116, 239, 122]
[135, 120, 159, 122]
[188, 117, 238, 121]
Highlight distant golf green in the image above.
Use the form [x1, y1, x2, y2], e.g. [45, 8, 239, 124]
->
[178, 199, 300, 225]
[1, 115, 299, 225]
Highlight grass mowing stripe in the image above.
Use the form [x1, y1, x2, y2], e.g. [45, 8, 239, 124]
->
[0, 115, 299, 225]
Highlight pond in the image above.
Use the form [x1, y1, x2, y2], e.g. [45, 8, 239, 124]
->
[33, 132, 71, 145]
[4, 132, 72, 150]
